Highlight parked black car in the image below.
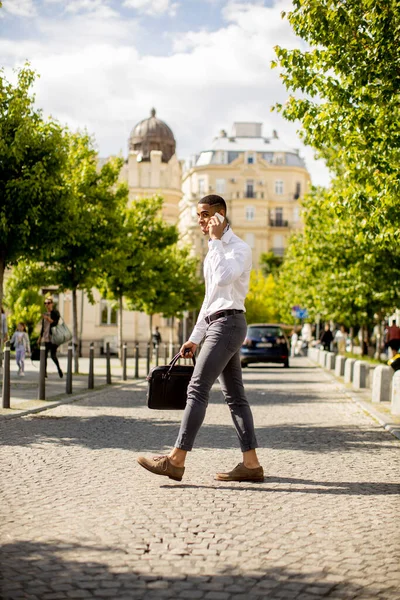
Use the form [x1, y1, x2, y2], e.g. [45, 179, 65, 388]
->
[240, 323, 289, 368]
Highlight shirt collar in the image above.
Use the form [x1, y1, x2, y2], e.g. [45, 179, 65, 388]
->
[209, 223, 233, 244]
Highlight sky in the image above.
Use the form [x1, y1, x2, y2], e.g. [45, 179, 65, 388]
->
[0, 0, 330, 186]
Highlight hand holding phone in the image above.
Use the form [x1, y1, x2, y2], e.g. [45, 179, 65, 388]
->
[215, 212, 224, 224]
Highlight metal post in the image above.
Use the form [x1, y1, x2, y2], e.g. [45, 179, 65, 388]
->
[155, 344, 159, 367]
[146, 343, 151, 375]
[2, 341, 11, 409]
[66, 343, 73, 394]
[88, 343, 94, 389]
[106, 342, 111, 384]
[134, 344, 139, 379]
[164, 343, 168, 364]
[38, 343, 46, 400]
[122, 343, 127, 381]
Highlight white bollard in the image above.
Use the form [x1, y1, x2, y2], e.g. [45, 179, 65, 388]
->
[344, 358, 356, 384]
[335, 356, 346, 377]
[391, 371, 400, 416]
[372, 366, 393, 403]
[319, 351, 326, 367]
[353, 360, 368, 389]
[326, 352, 335, 370]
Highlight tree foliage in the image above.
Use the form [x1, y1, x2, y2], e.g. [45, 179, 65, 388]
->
[0, 65, 68, 313]
[133, 245, 203, 324]
[273, 0, 400, 325]
[3, 262, 45, 340]
[41, 131, 128, 370]
[245, 270, 280, 325]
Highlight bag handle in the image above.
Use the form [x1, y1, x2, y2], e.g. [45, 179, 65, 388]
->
[168, 351, 196, 373]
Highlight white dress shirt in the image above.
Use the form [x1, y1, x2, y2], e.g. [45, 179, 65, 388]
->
[189, 227, 252, 345]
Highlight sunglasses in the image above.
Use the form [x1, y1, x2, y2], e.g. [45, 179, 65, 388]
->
[44, 302, 52, 305]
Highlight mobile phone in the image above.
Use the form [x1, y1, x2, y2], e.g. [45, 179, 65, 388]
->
[215, 212, 224, 223]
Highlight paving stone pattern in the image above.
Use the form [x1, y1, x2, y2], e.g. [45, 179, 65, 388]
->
[1, 357, 399, 600]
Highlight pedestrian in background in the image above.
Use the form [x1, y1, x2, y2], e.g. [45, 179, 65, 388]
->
[290, 329, 299, 357]
[320, 324, 333, 351]
[385, 320, 400, 356]
[38, 297, 63, 378]
[138, 194, 263, 483]
[10, 322, 31, 376]
[152, 326, 162, 348]
[334, 325, 348, 355]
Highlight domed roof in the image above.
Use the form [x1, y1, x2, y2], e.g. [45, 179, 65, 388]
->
[129, 108, 176, 163]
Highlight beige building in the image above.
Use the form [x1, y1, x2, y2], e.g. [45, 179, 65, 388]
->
[179, 122, 310, 267]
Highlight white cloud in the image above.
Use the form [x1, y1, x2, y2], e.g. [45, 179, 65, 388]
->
[123, 0, 179, 17]
[2, 0, 36, 17]
[1, 0, 330, 186]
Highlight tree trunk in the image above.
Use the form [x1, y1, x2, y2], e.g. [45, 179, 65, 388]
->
[349, 326, 354, 353]
[0, 253, 5, 368]
[72, 288, 79, 374]
[119, 293, 123, 364]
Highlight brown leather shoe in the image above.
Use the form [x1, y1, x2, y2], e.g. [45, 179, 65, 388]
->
[137, 455, 185, 482]
[215, 463, 264, 482]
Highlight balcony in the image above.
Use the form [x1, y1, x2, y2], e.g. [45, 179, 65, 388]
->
[269, 219, 289, 227]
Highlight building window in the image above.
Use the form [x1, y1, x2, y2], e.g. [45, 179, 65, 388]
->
[191, 205, 197, 220]
[293, 206, 300, 223]
[245, 180, 254, 198]
[274, 153, 285, 165]
[272, 234, 284, 256]
[275, 180, 284, 195]
[246, 206, 255, 221]
[245, 233, 255, 248]
[294, 182, 301, 199]
[100, 300, 117, 325]
[275, 207, 283, 225]
[246, 152, 255, 164]
[216, 151, 228, 164]
[216, 179, 225, 194]
[198, 178, 205, 195]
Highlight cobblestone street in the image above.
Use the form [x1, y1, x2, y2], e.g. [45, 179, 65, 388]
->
[1, 356, 399, 600]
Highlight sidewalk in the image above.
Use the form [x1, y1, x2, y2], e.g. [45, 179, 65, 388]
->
[0, 355, 151, 417]
[306, 357, 400, 441]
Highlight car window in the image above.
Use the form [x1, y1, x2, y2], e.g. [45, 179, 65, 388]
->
[248, 326, 283, 339]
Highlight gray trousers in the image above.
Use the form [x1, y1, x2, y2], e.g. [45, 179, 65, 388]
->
[175, 313, 258, 452]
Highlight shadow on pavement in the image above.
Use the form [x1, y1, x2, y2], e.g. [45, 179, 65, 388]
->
[161, 477, 400, 496]
[0, 405, 397, 455]
[0, 539, 380, 599]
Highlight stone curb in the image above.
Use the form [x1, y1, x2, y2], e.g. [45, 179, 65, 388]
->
[307, 358, 400, 441]
[0, 379, 147, 420]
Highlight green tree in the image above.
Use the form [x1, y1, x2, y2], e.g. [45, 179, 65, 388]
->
[42, 132, 128, 372]
[100, 196, 178, 357]
[273, 0, 400, 331]
[131, 245, 203, 341]
[259, 251, 283, 277]
[0, 66, 68, 352]
[245, 270, 280, 325]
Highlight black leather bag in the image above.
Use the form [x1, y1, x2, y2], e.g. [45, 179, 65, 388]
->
[147, 352, 195, 410]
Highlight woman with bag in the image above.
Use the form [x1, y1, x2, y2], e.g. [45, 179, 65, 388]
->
[38, 297, 63, 378]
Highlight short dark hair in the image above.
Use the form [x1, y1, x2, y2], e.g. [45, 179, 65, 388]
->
[198, 194, 227, 213]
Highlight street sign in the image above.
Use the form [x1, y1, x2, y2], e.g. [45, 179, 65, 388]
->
[291, 306, 309, 319]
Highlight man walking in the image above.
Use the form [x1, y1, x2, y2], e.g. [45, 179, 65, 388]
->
[137, 195, 263, 482]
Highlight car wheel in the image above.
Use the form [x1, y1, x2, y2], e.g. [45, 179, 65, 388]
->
[283, 360, 289, 368]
